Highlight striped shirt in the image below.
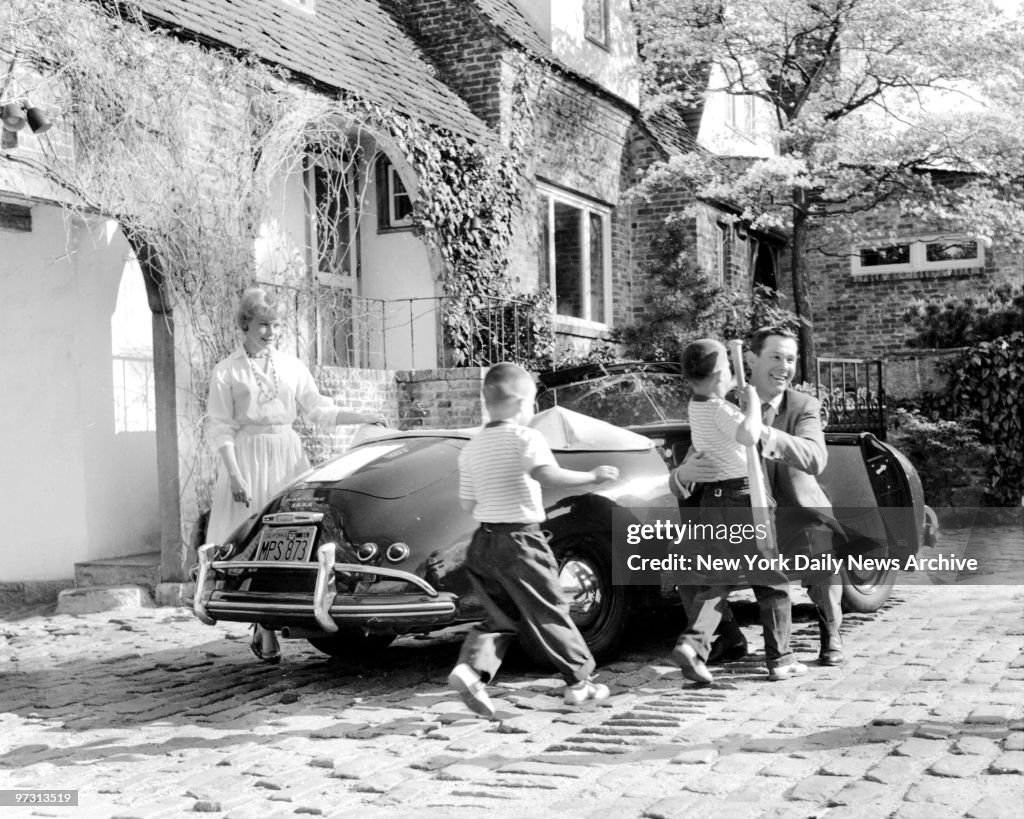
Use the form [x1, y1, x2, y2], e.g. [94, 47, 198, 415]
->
[458, 421, 558, 523]
[688, 395, 748, 482]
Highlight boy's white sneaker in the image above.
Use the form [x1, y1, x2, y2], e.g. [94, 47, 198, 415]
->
[768, 660, 809, 682]
[448, 663, 495, 718]
[564, 679, 610, 705]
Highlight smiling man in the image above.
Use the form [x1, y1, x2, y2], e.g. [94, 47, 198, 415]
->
[745, 326, 846, 666]
[673, 326, 846, 668]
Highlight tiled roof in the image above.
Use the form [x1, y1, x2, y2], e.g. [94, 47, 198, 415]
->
[643, 108, 700, 157]
[127, 0, 489, 140]
[472, 0, 550, 56]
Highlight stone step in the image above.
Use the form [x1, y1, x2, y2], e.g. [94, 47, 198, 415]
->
[74, 552, 161, 591]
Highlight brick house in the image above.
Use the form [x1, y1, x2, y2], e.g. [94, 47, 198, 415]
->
[0, 0, 690, 599]
[809, 201, 1022, 359]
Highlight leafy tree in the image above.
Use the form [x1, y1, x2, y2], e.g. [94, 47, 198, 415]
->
[633, 0, 1024, 373]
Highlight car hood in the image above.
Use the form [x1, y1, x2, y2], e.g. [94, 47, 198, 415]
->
[297, 434, 466, 499]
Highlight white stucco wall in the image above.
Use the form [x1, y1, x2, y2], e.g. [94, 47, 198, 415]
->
[543, 0, 640, 107]
[696, 65, 776, 158]
[254, 151, 439, 372]
[0, 205, 159, 581]
[360, 165, 439, 372]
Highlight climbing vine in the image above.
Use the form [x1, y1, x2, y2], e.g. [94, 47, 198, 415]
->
[5, 1, 557, 542]
[380, 52, 554, 368]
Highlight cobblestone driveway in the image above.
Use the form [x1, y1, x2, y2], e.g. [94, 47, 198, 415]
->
[1, 525, 1022, 819]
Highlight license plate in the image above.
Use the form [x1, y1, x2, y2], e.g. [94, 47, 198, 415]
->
[254, 525, 317, 562]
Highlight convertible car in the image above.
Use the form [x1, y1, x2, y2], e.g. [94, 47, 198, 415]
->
[192, 362, 936, 661]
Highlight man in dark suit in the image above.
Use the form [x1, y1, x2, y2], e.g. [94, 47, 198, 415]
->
[673, 325, 845, 666]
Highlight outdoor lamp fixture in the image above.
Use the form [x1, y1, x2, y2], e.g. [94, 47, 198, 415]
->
[1, 102, 51, 134]
[1, 102, 26, 131]
[25, 105, 51, 134]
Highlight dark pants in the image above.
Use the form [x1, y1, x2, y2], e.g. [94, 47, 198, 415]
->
[456, 523, 596, 685]
[676, 483, 794, 669]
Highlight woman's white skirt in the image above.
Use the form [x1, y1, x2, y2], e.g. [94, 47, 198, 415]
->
[206, 427, 311, 544]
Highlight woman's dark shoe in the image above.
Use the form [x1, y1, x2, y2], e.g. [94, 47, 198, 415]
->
[249, 624, 281, 665]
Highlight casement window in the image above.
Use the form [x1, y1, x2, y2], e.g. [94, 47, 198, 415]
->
[375, 157, 413, 230]
[584, 0, 609, 48]
[537, 183, 612, 327]
[851, 235, 984, 275]
[306, 156, 364, 366]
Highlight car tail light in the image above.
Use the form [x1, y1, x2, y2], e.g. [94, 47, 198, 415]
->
[356, 542, 379, 562]
[385, 542, 410, 563]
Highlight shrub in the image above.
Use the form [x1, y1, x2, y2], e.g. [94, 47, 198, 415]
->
[901, 285, 1023, 348]
[887, 408, 996, 508]
[919, 332, 1023, 506]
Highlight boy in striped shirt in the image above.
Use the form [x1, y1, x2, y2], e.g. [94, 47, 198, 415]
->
[671, 339, 804, 685]
[448, 362, 619, 717]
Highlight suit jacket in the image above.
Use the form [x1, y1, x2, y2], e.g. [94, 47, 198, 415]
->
[764, 388, 848, 560]
[764, 387, 832, 512]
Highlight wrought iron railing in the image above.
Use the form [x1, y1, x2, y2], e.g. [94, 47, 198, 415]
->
[812, 357, 886, 438]
[304, 292, 547, 371]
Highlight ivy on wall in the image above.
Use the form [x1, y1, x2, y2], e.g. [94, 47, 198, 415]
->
[5, 0, 555, 529]
[375, 52, 554, 369]
[925, 332, 1023, 506]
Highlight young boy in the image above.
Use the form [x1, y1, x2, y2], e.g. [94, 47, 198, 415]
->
[671, 340, 804, 684]
[448, 362, 620, 717]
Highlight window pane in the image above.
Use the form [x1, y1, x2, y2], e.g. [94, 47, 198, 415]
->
[554, 202, 583, 318]
[860, 244, 909, 267]
[926, 240, 977, 262]
[314, 165, 351, 275]
[584, 0, 608, 45]
[390, 167, 413, 223]
[589, 211, 605, 322]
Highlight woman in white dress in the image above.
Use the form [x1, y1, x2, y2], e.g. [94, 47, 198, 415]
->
[206, 287, 388, 662]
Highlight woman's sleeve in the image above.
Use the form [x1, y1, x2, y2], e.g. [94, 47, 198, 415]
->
[294, 361, 339, 427]
[207, 365, 239, 451]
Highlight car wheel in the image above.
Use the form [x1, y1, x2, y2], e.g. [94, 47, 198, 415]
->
[839, 564, 896, 613]
[542, 535, 630, 663]
[306, 629, 395, 658]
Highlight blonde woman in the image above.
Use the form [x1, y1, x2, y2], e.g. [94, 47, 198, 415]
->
[206, 287, 388, 663]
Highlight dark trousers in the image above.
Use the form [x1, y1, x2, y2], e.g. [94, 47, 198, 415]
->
[457, 523, 596, 685]
[676, 484, 793, 669]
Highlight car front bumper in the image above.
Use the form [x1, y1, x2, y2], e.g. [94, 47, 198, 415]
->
[193, 542, 458, 634]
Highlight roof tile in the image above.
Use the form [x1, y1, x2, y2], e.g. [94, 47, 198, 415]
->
[130, 0, 489, 139]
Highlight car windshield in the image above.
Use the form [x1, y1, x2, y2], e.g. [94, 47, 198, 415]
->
[537, 368, 691, 427]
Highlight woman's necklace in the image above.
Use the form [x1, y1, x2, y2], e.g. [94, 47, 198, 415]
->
[246, 347, 279, 404]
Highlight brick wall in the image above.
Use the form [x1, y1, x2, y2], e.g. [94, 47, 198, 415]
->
[808, 205, 1023, 358]
[384, 0, 505, 128]
[299, 366, 486, 460]
[395, 367, 484, 430]
[300, 367, 400, 462]
[392, 2, 640, 350]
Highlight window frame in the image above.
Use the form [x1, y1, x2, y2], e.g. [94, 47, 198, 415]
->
[304, 152, 364, 366]
[537, 181, 613, 330]
[851, 234, 984, 276]
[583, 0, 610, 50]
[375, 156, 414, 232]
